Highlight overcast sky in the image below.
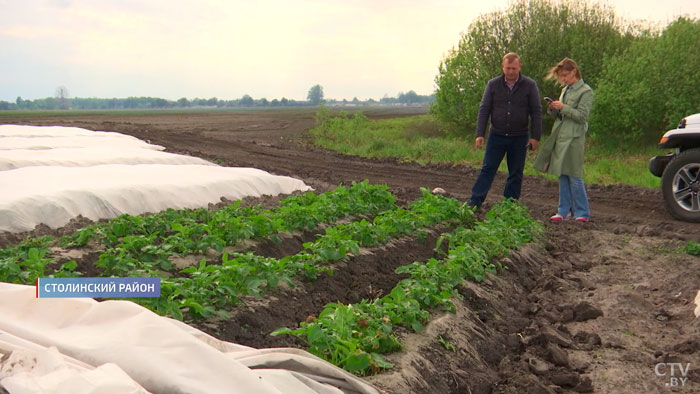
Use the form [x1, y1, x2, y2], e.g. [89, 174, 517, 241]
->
[1, 0, 698, 102]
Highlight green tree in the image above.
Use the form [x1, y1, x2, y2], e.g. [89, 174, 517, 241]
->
[240, 94, 254, 106]
[432, 0, 637, 135]
[307, 84, 324, 105]
[151, 98, 169, 108]
[399, 90, 419, 104]
[590, 17, 700, 145]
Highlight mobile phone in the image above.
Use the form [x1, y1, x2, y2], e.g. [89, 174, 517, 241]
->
[544, 96, 553, 102]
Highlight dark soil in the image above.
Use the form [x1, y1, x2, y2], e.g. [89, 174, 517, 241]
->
[2, 108, 698, 393]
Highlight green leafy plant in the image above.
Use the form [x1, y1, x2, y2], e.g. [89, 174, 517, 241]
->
[272, 301, 398, 375]
[139, 189, 463, 321]
[274, 199, 540, 375]
[0, 236, 55, 284]
[685, 241, 700, 256]
[438, 336, 457, 352]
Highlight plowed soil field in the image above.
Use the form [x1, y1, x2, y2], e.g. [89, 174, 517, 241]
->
[2, 108, 699, 393]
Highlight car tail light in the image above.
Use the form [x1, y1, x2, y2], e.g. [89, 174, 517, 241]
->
[660, 137, 669, 144]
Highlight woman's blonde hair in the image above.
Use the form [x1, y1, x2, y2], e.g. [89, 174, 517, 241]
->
[545, 57, 581, 85]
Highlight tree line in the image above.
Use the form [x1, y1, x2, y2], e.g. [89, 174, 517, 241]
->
[1, 86, 433, 111]
[2, 96, 309, 111]
[432, 0, 700, 146]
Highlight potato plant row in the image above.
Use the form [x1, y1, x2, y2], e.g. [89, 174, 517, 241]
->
[0, 181, 396, 284]
[1, 183, 470, 323]
[272, 200, 543, 375]
[138, 188, 467, 320]
[64, 180, 397, 251]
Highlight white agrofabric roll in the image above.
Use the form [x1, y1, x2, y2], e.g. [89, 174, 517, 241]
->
[0, 125, 164, 151]
[0, 135, 164, 151]
[0, 283, 379, 394]
[0, 164, 312, 233]
[0, 147, 214, 171]
[0, 125, 114, 138]
[0, 124, 312, 233]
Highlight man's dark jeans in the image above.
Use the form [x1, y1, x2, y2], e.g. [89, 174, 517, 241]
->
[469, 133, 529, 208]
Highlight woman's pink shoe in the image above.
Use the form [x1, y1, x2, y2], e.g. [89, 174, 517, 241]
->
[575, 217, 589, 222]
[550, 214, 564, 221]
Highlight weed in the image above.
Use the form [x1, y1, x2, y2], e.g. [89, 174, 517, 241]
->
[684, 241, 700, 256]
[438, 336, 457, 352]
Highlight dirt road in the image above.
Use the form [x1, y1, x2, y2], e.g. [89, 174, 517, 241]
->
[3, 108, 698, 393]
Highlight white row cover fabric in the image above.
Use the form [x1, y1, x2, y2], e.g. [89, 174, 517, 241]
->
[0, 147, 213, 171]
[0, 135, 164, 152]
[0, 164, 310, 232]
[0, 283, 379, 394]
[0, 125, 312, 232]
[0, 125, 164, 151]
[0, 125, 127, 138]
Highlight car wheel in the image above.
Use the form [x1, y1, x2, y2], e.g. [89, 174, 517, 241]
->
[662, 148, 700, 222]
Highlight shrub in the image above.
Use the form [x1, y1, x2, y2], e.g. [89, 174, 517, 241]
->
[590, 17, 700, 145]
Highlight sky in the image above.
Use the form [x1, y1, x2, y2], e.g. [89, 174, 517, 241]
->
[1, 0, 698, 102]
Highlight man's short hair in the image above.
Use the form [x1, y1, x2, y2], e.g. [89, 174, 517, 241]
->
[502, 52, 521, 64]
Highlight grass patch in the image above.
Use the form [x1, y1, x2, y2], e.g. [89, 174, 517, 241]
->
[311, 111, 663, 188]
[312, 112, 484, 167]
[685, 241, 700, 256]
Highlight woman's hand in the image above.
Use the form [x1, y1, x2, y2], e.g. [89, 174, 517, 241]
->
[550, 100, 564, 110]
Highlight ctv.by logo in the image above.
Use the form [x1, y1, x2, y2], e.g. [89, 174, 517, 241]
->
[655, 362, 691, 388]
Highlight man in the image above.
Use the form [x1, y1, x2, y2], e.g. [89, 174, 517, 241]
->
[468, 52, 542, 208]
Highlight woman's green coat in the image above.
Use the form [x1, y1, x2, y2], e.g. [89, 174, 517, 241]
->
[533, 79, 593, 178]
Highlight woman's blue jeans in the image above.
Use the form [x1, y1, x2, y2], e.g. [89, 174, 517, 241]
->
[558, 175, 590, 219]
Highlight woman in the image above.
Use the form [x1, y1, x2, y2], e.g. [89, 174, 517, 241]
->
[534, 58, 593, 222]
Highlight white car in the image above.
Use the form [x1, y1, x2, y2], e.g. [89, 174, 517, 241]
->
[649, 113, 700, 222]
